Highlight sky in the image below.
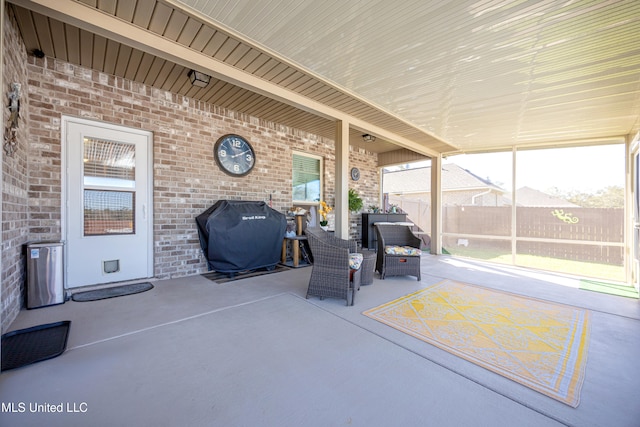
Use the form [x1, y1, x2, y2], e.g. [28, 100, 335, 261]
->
[394, 144, 626, 194]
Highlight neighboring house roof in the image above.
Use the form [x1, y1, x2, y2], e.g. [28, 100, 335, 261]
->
[510, 186, 580, 207]
[383, 164, 505, 194]
[384, 166, 578, 208]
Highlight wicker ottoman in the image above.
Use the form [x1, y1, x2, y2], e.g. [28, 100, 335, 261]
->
[382, 255, 421, 280]
[358, 250, 377, 285]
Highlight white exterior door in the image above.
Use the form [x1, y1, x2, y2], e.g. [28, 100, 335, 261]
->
[64, 117, 153, 288]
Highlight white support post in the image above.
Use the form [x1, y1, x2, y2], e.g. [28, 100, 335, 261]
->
[511, 147, 517, 265]
[431, 155, 442, 254]
[625, 134, 637, 287]
[335, 120, 349, 239]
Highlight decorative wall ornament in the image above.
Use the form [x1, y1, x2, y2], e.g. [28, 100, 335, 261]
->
[4, 82, 21, 157]
[551, 209, 579, 224]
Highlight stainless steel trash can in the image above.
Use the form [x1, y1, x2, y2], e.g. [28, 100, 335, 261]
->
[26, 242, 65, 309]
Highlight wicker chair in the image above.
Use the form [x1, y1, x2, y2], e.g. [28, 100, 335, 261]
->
[305, 227, 362, 306]
[375, 224, 422, 280]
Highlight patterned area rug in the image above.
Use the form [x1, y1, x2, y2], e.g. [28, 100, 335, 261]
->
[363, 280, 591, 407]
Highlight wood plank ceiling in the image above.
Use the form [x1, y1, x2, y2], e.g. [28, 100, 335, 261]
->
[8, 0, 640, 155]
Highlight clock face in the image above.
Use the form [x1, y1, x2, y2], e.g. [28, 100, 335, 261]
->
[351, 167, 360, 181]
[214, 134, 256, 176]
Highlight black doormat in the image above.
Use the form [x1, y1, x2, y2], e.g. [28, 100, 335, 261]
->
[202, 265, 291, 284]
[1, 321, 71, 372]
[71, 282, 154, 302]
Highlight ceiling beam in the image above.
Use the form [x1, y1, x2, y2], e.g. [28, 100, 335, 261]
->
[378, 149, 430, 168]
[441, 136, 628, 156]
[10, 0, 448, 157]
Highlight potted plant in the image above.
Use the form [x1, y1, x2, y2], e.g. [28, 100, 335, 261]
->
[318, 200, 332, 230]
[348, 189, 363, 213]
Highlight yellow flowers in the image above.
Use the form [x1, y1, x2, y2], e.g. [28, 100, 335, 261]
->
[318, 200, 332, 224]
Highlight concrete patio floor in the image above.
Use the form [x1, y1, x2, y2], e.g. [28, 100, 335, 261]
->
[1, 255, 639, 427]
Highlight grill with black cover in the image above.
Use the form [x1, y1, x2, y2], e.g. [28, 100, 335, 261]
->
[196, 200, 286, 274]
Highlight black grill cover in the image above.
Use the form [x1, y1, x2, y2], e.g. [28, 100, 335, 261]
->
[196, 200, 287, 273]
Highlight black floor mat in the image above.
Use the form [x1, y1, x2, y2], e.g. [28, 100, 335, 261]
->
[71, 282, 154, 302]
[1, 321, 71, 372]
[202, 265, 291, 283]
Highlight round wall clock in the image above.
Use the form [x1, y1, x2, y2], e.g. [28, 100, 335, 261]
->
[214, 134, 256, 177]
[350, 167, 361, 181]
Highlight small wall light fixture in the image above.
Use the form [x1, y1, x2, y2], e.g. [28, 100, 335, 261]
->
[362, 134, 376, 143]
[188, 69, 211, 87]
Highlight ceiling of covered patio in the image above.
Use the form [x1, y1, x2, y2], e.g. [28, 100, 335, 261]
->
[8, 0, 640, 156]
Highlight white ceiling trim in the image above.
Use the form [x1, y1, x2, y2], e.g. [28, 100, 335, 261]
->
[443, 135, 627, 156]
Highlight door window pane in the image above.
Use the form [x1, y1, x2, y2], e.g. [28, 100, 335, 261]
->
[84, 190, 135, 235]
[84, 137, 135, 188]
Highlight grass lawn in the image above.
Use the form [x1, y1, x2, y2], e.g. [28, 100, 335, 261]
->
[444, 246, 625, 282]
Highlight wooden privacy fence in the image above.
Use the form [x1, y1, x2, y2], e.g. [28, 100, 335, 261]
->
[391, 197, 432, 233]
[390, 195, 624, 265]
[446, 205, 624, 264]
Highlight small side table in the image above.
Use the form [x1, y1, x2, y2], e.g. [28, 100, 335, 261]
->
[281, 235, 309, 268]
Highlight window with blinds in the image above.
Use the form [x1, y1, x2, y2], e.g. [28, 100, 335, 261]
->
[292, 152, 322, 203]
[83, 137, 135, 188]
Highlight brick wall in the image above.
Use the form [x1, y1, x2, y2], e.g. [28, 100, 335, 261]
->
[2, 6, 30, 332]
[24, 52, 379, 280]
